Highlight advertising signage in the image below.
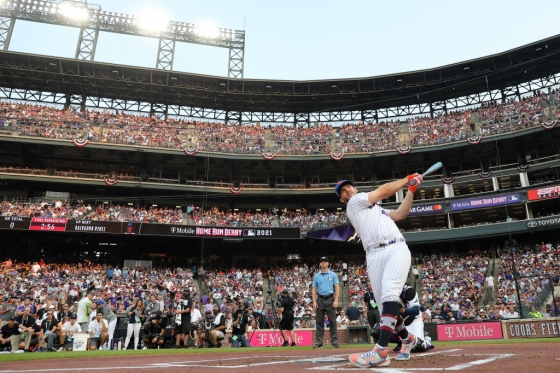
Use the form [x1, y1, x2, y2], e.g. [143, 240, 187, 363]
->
[437, 322, 503, 341]
[526, 216, 560, 229]
[450, 193, 521, 211]
[0, 216, 300, 239]
[503, 318, 560, 339]
[527, 184, 560, 201]
[141, 225, 300, 239]
[408, 203, 446, 216]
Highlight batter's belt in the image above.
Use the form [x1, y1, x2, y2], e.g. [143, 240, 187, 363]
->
[365, 237, 405, 254]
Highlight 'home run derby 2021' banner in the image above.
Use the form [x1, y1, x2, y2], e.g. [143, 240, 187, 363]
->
[450, 193, 521, 211]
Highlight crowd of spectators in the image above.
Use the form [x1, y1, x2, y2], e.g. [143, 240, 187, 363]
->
[478, 94, 549, 135]
[0, 90, 556, 155]
[495, 241, 560, 318]
[0, 200, 350, 234]
[0, 200, 183, 224]
[409, 110, 471, 146]
[2, 242, 560, 352]
[419, 252, 489, 322]
[0, 259, 199, 351]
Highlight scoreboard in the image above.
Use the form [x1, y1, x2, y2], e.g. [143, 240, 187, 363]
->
[0, 216, 301, 239]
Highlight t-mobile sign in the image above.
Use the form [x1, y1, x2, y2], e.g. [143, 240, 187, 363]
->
[248, 330, 312, 347]
[437, 322, 503, 341]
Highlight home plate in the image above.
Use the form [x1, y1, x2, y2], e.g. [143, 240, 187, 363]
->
[296, 357, 348, 363]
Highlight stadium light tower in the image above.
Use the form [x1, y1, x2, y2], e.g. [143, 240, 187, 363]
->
[0, 0, 245, 78]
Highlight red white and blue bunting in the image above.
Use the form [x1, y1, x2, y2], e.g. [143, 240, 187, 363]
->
[230, 186, 243, 194]
[396, 146, 412, 154]
[517, 164, 529, 173]
[541, 120, 558, 130]
[442, 176, 456, 184]
[73, 138, 90, 147]
[104, 178, 119, 187]
[330, 152, 345, 161]
[467, 136, 482, 145]
[479, 171, 493, 178]
[183, 147, 198, 156]
[262, 152, 276, 161]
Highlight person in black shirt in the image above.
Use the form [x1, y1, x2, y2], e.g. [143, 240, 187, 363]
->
[363, 282, 380, 331]
[175, 291, 192, 348]
[0, 317, 19, 350]
[278, 289, 296, 347]
[15, 306, 36, 351]
[231, 301, 250, 348]
[58, 303, 72, 324]
[142, 311, 166, 349]
[39, 310, 59, 352]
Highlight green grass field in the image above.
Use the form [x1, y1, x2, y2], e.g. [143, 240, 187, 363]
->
[0, 338, 558, 362]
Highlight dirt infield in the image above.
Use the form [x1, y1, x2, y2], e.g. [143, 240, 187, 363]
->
[0, 343, 557, 372]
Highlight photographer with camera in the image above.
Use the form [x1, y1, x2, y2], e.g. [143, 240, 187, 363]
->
[278, 289, 297, 347]
[142, 311, 166, 349]
[231, 301, 251, 347]
[197, 304, 225, 348]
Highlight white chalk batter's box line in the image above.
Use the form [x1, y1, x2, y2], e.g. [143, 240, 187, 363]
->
[306, 351, 515, 371]
[0, 350, 515, 372]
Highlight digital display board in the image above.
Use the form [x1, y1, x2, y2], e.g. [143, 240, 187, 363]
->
[29, 217, 68, 232]
[527, 185, 560, 201]
[0, 217, 300, 239]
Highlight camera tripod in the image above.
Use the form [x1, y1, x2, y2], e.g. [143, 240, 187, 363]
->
[253, 281, 281, 347]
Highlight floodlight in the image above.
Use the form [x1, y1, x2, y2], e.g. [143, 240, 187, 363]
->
[60, 3, 88, 20]
[196, 23, 218, 38]
[137, 10, 169, 32]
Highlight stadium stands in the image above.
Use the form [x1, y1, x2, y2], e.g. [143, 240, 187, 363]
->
[0, 91, 556, 155]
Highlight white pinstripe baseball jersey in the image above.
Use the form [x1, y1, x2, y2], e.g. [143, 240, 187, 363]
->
[346, 192, 403, 250]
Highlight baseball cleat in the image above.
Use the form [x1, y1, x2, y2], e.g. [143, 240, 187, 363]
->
[395, 333, 417, 361]
[348, 346, 390, 367]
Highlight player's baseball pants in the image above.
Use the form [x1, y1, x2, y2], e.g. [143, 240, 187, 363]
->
[366, 242, 411, 317]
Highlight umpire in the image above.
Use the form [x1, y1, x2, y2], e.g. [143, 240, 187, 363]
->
[312, 256, 340, 348]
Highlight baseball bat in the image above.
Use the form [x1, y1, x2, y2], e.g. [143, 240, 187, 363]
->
[409, 162, 443, 186]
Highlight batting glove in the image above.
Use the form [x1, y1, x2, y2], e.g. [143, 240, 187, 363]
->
[408, 175, 423, 192]
[406, 173, 421, 183]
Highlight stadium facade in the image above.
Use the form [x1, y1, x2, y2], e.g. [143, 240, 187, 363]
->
[1, 33, 560, 265]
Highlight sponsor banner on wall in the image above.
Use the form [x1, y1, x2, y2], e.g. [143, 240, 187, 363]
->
[437, 322, 503, 341]
[409, 203, 446, 216]
[248, 330, 312, 347]
[527, 184, 560, 201]
[503, 318, 560, 339]
[140, 225, 301, 239]
[450, 193, 521, 211]
[526, 216, 560, 229]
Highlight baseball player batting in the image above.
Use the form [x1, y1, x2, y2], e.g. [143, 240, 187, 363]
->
[335, 172, 423, 368]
